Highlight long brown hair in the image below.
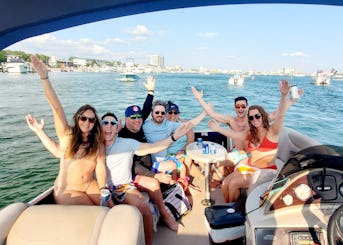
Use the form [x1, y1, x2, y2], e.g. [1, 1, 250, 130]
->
[248, 105, 269, 145]
[65, 104, 103, 159]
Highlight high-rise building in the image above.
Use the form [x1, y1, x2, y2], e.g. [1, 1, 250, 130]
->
[150, 55, 164, 68]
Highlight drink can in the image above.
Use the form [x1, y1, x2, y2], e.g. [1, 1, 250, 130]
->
[100, 188, 111, 207]
[202, 143, 209, 154]
[209, 143, 217, 154]
[290, 85, 299, 101]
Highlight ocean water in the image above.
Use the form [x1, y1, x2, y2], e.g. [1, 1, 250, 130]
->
[0, 72, 342, 208]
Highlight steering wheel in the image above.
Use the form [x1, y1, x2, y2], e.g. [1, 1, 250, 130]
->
[327, 205, 343, 245]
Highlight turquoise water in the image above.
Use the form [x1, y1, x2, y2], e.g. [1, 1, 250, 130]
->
[0, 72, 342, 208]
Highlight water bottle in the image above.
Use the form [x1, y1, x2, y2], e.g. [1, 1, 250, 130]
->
[290, 85, 299, 101]
[202, 143, 209, 154]
[100, 188, 111, 207]
[209, 143, 217, 154]
[196, 138, 203, 150]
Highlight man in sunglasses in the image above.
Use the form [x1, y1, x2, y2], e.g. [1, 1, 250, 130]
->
[143, 100, 207, 176]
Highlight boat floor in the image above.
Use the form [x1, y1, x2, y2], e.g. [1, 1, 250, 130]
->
[153, 177, 225, 245]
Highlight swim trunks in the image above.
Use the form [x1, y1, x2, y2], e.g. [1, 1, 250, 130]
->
[108, 183, 136, 203]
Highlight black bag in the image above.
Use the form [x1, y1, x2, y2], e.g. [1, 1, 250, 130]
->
[162, 183, 192, 220]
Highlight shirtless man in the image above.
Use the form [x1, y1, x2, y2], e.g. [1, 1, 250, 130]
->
[29, 55, 107, 205]
[191, 86, 303, 185]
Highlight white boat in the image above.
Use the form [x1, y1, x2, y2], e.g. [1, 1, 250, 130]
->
[312, 71, 331, 85]
[119, 73, 140, 82]
[5, 62, 29, 73]
[228, 74, 244, 86]
[1, 1, 343, 245]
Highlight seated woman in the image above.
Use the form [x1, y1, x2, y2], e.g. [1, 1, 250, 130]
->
[208, 80, 303, 203]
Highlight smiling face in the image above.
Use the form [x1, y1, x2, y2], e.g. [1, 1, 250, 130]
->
[125, 114, 143, 133]
[152, 105, 166, 124]
[166, 110, 179, 122]
[234, 100, 248, 118]
[248, 108, 262, 128]
[78, 109, 96, 134]
[101, 115, 118, 145]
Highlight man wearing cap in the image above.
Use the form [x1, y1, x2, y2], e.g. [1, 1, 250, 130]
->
[118, 76, 173, 185]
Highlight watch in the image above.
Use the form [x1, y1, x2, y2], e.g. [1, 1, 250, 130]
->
[100, 187, 110, 197]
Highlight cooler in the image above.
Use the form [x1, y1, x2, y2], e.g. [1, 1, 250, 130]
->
[204, 202, 245, 244]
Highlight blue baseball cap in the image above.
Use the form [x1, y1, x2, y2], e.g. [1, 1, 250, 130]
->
[166, 102, 180, 113]
[125, 105, 142, 117]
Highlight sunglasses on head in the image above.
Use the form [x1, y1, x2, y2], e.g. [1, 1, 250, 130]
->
[235, 104, 247, 109]
[129, 114, 142, 120]
[79, 115, 96, 124]
[154, 111, 165, 115]
[101, 120, 117, 126]
[248, 113, 261, 121]
[168, 111, 179, 115]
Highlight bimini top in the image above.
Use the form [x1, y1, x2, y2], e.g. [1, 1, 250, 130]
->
[1, 0, 342, 50]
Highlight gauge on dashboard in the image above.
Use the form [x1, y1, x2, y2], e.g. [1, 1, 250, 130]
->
[294, 184, 312, 201]
[282, 194, 293, 206]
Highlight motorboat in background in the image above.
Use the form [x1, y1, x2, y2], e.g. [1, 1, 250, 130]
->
[228, 73, 244, 86]
[4, 56, 29, 73]
[119, 72, 140, 82]
[312, 69, 337, 85]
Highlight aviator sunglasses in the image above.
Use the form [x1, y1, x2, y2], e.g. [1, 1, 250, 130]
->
[154, 111, 166, 115]
[248, 113, 261, 121]
[129, 114, 142, 120]
[79, 115, 96, 123]
[101, 120, 118, 126]
[235, 104, 247, 109]
[168, 111, 179, 115]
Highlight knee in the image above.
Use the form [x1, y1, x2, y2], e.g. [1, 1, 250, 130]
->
[138, 200, 152, 216]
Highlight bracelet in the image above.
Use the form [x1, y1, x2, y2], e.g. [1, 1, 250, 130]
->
[171, 133, 176, 142]
[40, 76, 49, 80]
[99, 186, 108, 190]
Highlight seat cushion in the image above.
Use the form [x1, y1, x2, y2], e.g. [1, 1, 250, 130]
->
[98, 204, 145, 245]
[7, 205, 108, 245]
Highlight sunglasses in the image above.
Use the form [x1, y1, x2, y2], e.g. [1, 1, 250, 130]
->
[168, 111, 179, 115]
[248, 113, 261, 121]
[154, 111, 165, 115]
[235, 104, 247, 109]
[79, 115, 96, 124]
[101, 120, 117, 126]
[129, 114, 142, 120]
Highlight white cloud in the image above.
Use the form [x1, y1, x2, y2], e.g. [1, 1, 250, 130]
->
[127, 25, 152, 36]
[197, 32, 217, 38]
[281, 51, 307, 57]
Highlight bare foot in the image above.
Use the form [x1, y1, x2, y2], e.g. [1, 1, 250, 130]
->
[163, 215, 179, 232]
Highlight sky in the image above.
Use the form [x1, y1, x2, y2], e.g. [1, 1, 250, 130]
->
[7, 4, 343, 73]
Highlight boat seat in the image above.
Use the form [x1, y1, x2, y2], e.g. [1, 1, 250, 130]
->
[0, 203, 144, 245]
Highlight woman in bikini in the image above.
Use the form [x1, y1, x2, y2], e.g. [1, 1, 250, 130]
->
[208, 79, 299, 203]
[28, 55, 107, 205]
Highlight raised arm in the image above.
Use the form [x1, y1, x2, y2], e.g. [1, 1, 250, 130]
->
[25, 114, 61, 158]
[208, 119, 246, 142]
[141, 76, 155, 121]
[135, 121, 193, 156]
[269, 80, 293, 137]
[191, 87, 233, 124]
[30, 55, 69, 139]
[268, 87, 304, 122]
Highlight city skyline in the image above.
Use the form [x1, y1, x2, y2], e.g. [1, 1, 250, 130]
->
[6, 4, 343, 73]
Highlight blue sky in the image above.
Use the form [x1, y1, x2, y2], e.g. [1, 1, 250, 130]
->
[8, 4, 343, 73]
